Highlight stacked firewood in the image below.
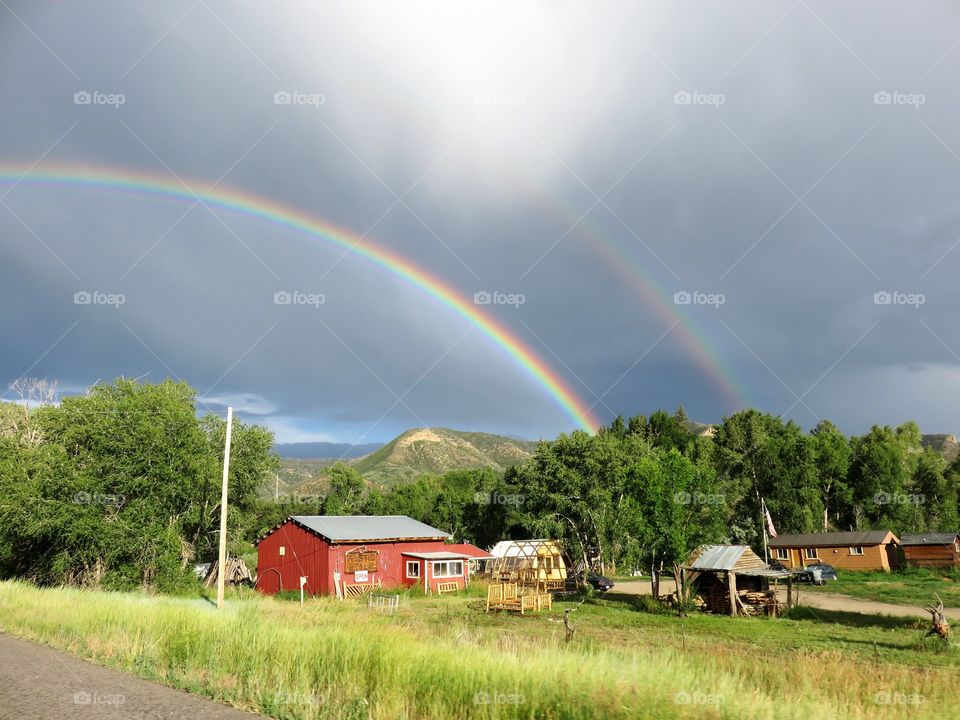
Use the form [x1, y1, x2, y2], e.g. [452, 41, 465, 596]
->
[737, 591, 779, 616]
[694, 586, 779, 616]
[698, 585, 732, 614]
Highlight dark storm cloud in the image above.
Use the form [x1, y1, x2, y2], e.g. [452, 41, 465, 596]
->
[3, 1, 960, 441]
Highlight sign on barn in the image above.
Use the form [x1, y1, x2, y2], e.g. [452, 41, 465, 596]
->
[345, 549, 379, 573]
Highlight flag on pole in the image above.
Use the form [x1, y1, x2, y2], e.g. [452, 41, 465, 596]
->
[763, 499, 778, 538]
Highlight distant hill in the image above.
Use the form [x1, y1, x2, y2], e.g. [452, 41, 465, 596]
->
[274, 442, 382, 459]
[351, 427, 537, 486]
[270, 458, 338, 499]
[921, 434, 960, 464]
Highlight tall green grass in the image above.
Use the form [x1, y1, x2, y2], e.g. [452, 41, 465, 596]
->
[0, 581, 954, 719]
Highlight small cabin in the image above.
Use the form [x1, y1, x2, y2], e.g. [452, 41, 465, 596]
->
[900, 533, 960, 570]
[768, 530, 900, 571]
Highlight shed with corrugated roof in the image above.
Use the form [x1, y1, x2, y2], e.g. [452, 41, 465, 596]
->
[683, 544, 792, 617]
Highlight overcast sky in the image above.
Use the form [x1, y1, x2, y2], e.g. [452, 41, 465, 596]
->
[3, 2, 960, 444]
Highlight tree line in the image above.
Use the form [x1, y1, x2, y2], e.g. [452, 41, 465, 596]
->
[2, 378, 958, 589]
[263, 408, 960, 576]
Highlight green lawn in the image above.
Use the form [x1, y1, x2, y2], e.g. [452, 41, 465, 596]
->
[0, 580, 957, 719]
[806, 568, 960, 607]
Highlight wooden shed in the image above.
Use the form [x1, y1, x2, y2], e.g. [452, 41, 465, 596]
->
[684, 544, 793, 617]
[900, 533, 960, 570]
[768, 530, 900, 571]
[255, 515, 491, 597]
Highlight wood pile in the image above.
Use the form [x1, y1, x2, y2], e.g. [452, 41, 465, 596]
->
[698, 584, 731, 614]
[737, 591, 780, 616]
[695, 586, 779, 616]
[202, 556, 252, 588]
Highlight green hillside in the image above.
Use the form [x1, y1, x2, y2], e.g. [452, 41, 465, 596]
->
[351, 427, 537, 486]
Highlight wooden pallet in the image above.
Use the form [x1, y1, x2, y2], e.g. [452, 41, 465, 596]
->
[343, 581, 382, 598]
[437, 581, 459, 595]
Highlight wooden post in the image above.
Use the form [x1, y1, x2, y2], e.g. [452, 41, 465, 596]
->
[216, 407, 234, 610]
[786, 576, 793, 610]
[727, 571, 738, 617]
[673, 563, 686, 617]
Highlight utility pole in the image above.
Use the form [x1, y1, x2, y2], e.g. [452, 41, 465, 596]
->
[216, 407, 234, 610]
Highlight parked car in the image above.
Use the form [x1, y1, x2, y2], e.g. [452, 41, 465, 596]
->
[572, 572, 614, 592]
[796, 563, 838, 585]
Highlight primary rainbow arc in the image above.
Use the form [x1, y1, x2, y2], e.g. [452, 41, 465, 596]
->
[0, 162, 603, 433]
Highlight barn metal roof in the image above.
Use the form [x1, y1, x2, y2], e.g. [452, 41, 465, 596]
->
[900, 532, 960, 546]
[689, 545, 748, 570]
[768, 530, 896, 548]
[400, 551, 474, 560]
[442, 543, 495, 559]
[290, 515, 449, 542]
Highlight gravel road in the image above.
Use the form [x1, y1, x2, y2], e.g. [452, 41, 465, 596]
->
[0, 633, 257, 720]
[607, 579, 960, 619]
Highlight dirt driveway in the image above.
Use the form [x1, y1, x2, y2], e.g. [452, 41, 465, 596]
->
[607, 579, 960, 620]
[0, 632, 256, 719]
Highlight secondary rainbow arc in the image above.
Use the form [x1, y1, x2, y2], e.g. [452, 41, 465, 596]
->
[523, 185, 747, 413]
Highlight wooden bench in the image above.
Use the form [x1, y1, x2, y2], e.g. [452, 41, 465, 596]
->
[436, 581, 460, 595]
[486, 583, 544, 614]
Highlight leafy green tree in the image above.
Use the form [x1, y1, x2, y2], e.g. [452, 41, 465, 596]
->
[810, 420, 853, 530]
[848, 426, 909, 529]
[0, 379, 277, 590]
[909, 449, 954, 531]
[324, 462, 365, 515]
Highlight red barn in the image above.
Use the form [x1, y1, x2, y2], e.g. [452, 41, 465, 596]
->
[255, 515, 491, 596]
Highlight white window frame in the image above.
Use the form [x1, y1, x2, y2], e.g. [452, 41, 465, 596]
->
[431, 560, 464, 578]
[804, 547, 819, 560]
[849, 546, 864, 555]
[405, 560, 420, 578]
[775, 547, 789, 560]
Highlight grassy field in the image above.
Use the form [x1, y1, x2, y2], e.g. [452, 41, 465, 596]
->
[807, 568, 960, 607]
[0, 581, 958, 719]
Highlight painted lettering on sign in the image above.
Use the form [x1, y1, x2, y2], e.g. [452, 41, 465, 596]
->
[344, 550, 378, 573]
